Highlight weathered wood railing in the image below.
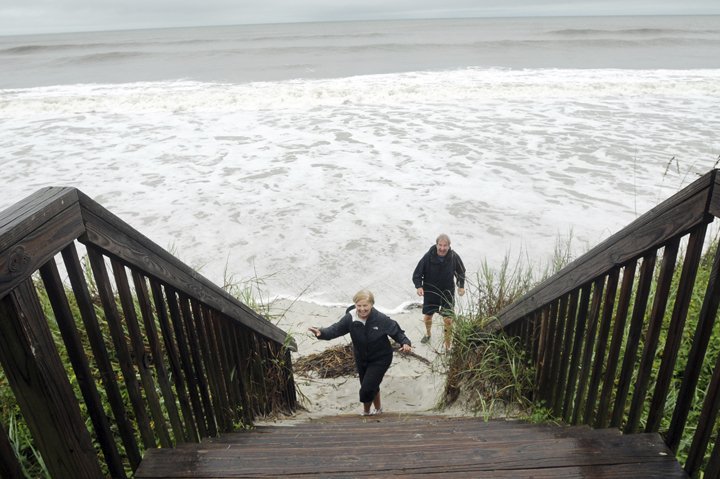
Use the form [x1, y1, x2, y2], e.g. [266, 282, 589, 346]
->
[0, 187, 297, 478]
[494, 169, 720, 478]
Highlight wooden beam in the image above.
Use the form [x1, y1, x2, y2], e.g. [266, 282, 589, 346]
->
[0, 279, 103, 478]
[77, 191, 295, 350]
[496, 170, 716, 327]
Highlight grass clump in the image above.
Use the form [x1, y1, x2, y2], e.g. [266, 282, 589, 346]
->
[442, 235, 575, 419]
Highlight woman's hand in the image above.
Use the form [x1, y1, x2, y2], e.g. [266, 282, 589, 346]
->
[308, 327, 321, 338]
[416, 287, 424, 296]
[458, 287, 465, 296]
[399, 344, 412, 353]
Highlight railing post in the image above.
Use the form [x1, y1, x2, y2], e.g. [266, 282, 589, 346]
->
[0, 279, 103, 478]
[0, 417, 24, 479]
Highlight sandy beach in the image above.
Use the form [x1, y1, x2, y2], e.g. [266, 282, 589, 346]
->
[265, 299, 467, 421]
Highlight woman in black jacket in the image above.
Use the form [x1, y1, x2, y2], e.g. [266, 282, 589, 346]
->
[309, 289, 412, 416]
[412, 233, 466, 350]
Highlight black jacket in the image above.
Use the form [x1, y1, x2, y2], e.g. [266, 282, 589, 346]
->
[412, 245, 466, 295]
[318, 307, 411, 365]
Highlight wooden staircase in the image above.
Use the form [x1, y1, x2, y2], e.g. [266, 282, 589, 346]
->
[135, 414, 686, 478]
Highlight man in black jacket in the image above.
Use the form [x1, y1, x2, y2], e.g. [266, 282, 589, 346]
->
[412, 233, 466, 349]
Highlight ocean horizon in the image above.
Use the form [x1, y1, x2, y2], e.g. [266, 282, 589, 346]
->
[2, 15, 719, 312]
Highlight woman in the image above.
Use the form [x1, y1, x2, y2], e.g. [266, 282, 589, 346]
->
[309, 289, 412, 416]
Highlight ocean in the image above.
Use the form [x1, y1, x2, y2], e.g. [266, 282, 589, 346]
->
[1, 15, 719, 312]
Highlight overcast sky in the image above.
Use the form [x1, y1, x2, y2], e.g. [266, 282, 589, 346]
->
[2, 0, 719, 36]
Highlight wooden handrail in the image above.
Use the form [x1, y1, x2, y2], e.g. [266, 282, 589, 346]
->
[0, 187, 297, 478]
[495, 170, 716, 327]
[494, 169, 720, 477]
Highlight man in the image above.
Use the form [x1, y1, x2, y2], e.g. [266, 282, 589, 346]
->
[412, 234, 466, 349]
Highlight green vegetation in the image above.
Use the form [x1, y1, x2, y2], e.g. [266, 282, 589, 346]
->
[443, 229, 720, 473]
[0, 259, 295, 478]
[440, 234, 574, 418]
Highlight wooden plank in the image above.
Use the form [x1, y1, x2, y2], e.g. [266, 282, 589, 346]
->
[562, 284, 591, 421]
[585, 268, 619, 425]
[611, 252, 657, 428]
[546, 295, 568, 407]
[0, 187, 79, 253]
[553, 290, 578, 417]
[200, 305, 233, 433]
[61, 243, 142, 469]
[87, 246, 157, 450]
[179, 294, 217, 436]
[0, 279, 103, 478]
[684, 338, 720, 476]
[596, 261, 637, 428]
[667, 239, 720, 452]
[149, 278, 198, 443]
[625, 237, 679, 434]
[709, 171, 720, 218]
[132, 270, 185, 445]
[77, 193, 294, 350]
[111, 257, 172, 448]
[38, 258, 127, 478]
[496, 171, 715, 326]
[646, 224, 706, 433]
[0, 417, 25, 479]
[0, 202, 84, 299]
[166, 286, 208, 438]
[572, 277, 604, 424]
[134, 416, 686, 478]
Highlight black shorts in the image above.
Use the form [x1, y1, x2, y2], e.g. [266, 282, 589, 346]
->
[422, 289, 454, 316]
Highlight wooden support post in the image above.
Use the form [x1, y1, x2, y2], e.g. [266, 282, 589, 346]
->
[0, 279, 103, 478]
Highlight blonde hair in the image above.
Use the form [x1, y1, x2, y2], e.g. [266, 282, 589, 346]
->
[436, 233, 451, 245]
[353, 289, 375, 305]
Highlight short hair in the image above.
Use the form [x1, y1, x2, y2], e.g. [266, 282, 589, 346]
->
[353, 289, 375, 304]
[436, 233, 451, 245]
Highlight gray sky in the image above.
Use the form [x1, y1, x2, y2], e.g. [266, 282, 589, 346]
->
[2, 0, 719, 36]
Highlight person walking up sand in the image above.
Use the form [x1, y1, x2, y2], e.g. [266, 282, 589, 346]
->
[309, 289, 412, 416]
[412, 233, 466, 350]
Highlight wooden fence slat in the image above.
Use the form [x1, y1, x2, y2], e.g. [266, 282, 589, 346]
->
[0, 409, 27, 479]
[584, 268, 620, 425]
[562, 284, 592, 422]
[149, 279, 198, 443]
[538, 302, 559, 404]
[572, 277, 605, 424]
[178, 294, 217, 437]
[611, 252, 657, 428]
[165, 286, 208, 438]
[553, 291, 579, 417]
[87, 247, 157, 450]
[111, 258, 172, 448]
[625, 238, 680, 434]
[667, 239, 720, 452]
[685, 345, 720, 476]
[646, 225, 707, 433]
[193, 301, 225, 433]
[596, 261, 637, 428]
[0, 279, 103, 478]
[39, 258, 127, 478]
[61, 243, 142, 469]
[546, 296, 568, 406]
[132, 271, 185, 445]
[705, 433, 720, 479]
[205, 309, 234, 430]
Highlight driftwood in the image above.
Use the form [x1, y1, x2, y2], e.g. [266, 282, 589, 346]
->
[294, 343, 431, 379]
